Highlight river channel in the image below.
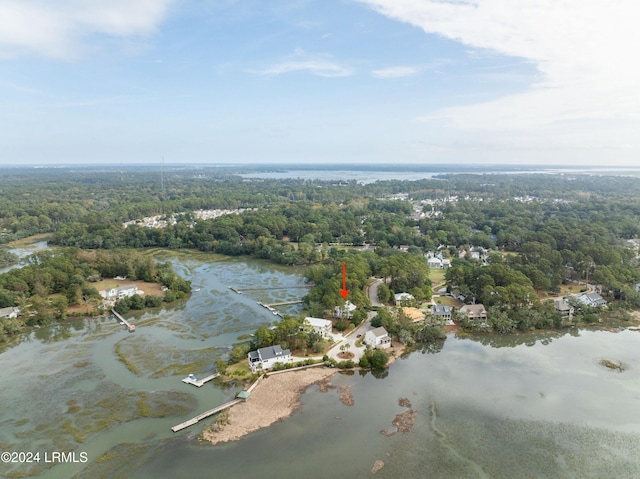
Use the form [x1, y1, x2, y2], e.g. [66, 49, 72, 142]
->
[1, 252, 640, 478]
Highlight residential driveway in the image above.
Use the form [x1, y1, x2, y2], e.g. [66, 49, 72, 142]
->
[367, 278, 385, 307]
[326, 311, 376, 363]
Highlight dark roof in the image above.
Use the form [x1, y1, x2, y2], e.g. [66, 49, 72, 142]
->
[248, 351, 260, 360]
[431, 305, 451, 315]
[257, 345, 291, 361]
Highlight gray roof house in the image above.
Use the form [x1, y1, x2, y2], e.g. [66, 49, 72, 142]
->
[364, 327, 391, 349]
[576, 292, 607, 308]
[248, 345, 293, 372]
[431, 305, 452, 322]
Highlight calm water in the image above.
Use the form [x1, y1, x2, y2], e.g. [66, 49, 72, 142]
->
[239, 166, 640, 183]
[0, 241, 49, 275]
[1, 255, 640, 478]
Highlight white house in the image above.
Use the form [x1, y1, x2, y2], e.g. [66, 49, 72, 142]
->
[247, 345, 293, 372]
[100, 285, 144, 301]
[334, 300, 357, 319]
[364, 327, 391, 349]
[428, 257, 444, 269]
[304, 317, 333, 338]
[575, 292, 607, 308]
[0, 307, 19, 319]
[394, 292, 415, 305]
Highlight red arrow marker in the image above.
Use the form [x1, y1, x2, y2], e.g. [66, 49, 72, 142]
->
[340, 262, 349, 300]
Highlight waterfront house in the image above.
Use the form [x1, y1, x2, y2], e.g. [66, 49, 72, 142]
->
[575, 292, 607, 308]
[459, 304, 488, 321]
[364, 327, 391, 349]
[99, 285, 143, 301]
[304, 317, 333, 338]
[431, 305, 452, 322]
[554, 299, 574, 321]
[247, 345, 292, 372]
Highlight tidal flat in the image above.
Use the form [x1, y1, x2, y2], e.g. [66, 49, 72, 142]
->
[1, 252, 640, 478]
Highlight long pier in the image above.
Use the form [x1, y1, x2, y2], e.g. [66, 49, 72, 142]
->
[171, 399, 243, 432]
[112, 309, 135, 332]
[264, 300, 304, 307]
[234, 285, 313, 292]
[181, 373, 220, 387]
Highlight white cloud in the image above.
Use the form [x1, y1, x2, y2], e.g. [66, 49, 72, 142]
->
[372, 66, 420, 78]
[256, 60, 353, 77]
[0, 0, 176, 60]
[253, 50, 353, 77]
[356, 0, 640, 150]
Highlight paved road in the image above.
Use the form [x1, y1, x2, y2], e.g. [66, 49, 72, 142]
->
[326, 311, 376, 363]
[367, 278, 385, 307]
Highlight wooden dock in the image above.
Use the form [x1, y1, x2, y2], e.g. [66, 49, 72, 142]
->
[112, 309, 135, 331]
[181, 373, 220, 387]
[257, 301, 283, 317]
[265, 300, 303, 307]
[171, 399, 243, 432]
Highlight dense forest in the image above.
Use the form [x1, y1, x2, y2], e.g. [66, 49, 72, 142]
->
[0, 247, 189, 343]
[2, 166, 640, 343]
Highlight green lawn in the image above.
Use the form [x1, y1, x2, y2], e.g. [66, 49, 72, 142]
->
[429, 269, 447, 285]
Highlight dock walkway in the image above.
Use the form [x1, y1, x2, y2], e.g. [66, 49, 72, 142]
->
[264, 300, 303, 307]
[181, 373, 220, 387]
[171, 399, 243, 432]
[112, 310, 135, 331]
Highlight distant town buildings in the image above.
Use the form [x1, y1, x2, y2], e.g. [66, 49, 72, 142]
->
[123, 208, 254, 229]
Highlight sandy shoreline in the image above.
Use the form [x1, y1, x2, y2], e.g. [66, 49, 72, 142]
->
[200, 366, 338, 445]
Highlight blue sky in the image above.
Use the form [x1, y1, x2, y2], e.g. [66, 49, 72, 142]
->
[1, 0, 638, 166]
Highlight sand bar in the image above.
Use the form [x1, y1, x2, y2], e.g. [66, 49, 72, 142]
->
[201, 366, 337, 445]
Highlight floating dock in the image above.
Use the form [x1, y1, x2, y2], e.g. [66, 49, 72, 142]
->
[112, 309, 135, 332]
[181, 373, 220, 387]
[171, 399, 243, 432]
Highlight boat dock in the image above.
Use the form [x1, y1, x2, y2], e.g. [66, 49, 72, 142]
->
[181, 373, 220, 387]
[256, 301, 283, 317]
[265, 300, 303, 307]
[171, 399, 243, 432]
[112, 309, 135, 332]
